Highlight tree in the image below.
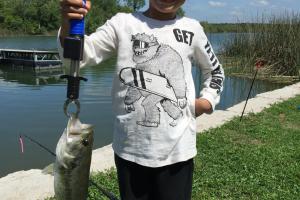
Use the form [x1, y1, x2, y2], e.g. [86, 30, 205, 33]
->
[177, 7, 185, 17]
[0, 0, 133, 35]
[123, 0, 145, 11]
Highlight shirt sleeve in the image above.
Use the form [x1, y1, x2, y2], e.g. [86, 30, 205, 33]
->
[193, 25, 225, 112]
[57, 14, 120, 68]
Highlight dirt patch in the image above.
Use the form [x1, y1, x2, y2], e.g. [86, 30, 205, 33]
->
[285, 122, 300, 131]
[225, 130, 264, 146]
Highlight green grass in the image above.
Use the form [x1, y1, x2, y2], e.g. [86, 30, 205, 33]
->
[45, 169, 119, 200]
[47, 95, 300, 200]
[221, 13, 300, 77]
[193, 95, 300, 199]
[201, 22, 257, 33]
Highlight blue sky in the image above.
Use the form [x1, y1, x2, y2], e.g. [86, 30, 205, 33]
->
[142, 0, 300, 23]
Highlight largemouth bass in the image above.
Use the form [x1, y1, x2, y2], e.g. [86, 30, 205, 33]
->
[54, 114, 94, 200]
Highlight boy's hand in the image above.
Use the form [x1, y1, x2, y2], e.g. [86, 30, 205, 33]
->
[195, 98, 212, 117]
[59, 0, 91, 44]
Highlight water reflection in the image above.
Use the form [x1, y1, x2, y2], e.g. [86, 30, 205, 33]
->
[217, 75, 287, 109]
[0, 62, 288, 109]
[0, 65, 64, 86]
[0, 60, 116, 177]
[193, 66, 288, 110]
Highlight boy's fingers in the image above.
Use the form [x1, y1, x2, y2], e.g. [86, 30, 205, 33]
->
[64, 13, 84, 20]
[62, 6, 88, 15]
[60, 0, 82, 7]
[60, 0, 91, 10]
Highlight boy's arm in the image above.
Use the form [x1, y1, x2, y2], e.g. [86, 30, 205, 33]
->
[58, 0, 118, 68]
[193, 25, 225, 117]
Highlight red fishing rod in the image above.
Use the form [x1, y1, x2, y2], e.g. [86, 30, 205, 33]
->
[240, 59, 265, 121]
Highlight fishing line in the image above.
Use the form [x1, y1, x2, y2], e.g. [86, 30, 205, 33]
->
[19, 134, 120, 200]
[21, 134, 56, 157]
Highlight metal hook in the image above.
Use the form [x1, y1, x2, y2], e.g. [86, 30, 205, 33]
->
[64, 99, 80, 118]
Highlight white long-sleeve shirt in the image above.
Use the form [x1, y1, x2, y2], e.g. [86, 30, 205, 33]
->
[58, 12, 225, 167]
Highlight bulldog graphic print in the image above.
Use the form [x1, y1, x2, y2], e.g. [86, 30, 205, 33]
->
[119, 33, 187, 127]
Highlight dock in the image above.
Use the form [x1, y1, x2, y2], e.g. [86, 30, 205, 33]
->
[0, 49, 62, 70]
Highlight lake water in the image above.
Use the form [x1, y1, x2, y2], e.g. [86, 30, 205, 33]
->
[0, 34, 287, 177]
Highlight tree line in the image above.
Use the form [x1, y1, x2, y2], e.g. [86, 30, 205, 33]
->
[0, 0, 148, 35]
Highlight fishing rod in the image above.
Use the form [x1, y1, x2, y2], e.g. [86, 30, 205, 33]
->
[240, 59, 265, 121]
[19, 134, 120, 200]
[90, 180, 120, 200]
[20, 134, 56, 157]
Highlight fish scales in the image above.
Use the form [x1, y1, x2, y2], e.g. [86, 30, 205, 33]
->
[54, 114, 94, 200]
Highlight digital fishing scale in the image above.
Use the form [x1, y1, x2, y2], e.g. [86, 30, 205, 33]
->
[61, 0, 87, 117]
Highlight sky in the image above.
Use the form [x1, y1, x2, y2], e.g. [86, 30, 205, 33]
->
[141, 0, 300, 23]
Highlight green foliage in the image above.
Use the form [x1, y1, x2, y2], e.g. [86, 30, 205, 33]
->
[201, 22, 250, 33]
[176, 7, 185, 17]
[85, 0, 132, 34]
[221, 14, 300, 77]
[0, 0, 132, 35]
[122, 0, 145, 11]
[0, 0, 60, 34]
[88, 169, 120, 199]
[193, 95, 300, 199]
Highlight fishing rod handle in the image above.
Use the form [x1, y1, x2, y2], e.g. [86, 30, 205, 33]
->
[69, 0, 86, 36]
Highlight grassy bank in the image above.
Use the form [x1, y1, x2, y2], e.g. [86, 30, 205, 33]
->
[202, 22, 254, 33]
[47, 95, 300, 199]
[221, 13, 300, 78]
[192, 95, 300, 199]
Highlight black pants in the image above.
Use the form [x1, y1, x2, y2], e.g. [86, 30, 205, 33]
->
[114, 154, 194, 200]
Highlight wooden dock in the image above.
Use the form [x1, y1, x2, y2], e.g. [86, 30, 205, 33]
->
[0, 49, 62, 70]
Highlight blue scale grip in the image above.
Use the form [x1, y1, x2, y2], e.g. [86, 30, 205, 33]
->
[69, 0, 86, 36]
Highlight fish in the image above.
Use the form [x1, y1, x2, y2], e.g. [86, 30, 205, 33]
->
[54, 114, 94, 200]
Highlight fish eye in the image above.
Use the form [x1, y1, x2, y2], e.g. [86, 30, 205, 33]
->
[81, 139, 89, 146]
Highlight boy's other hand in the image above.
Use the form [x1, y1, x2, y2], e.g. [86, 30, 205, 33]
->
[195, 98, 212, 117]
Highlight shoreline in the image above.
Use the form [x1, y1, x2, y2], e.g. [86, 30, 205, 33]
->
[0, 29, 57, 37]
[228, 73, 300, 84]
[0, 82, 299, 200]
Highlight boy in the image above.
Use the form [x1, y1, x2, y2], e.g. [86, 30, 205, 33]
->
[59, 0, 224, 199]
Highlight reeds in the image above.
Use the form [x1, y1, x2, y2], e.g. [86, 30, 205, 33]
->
[222, 13, 300, 77]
